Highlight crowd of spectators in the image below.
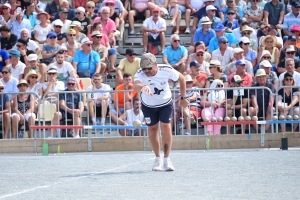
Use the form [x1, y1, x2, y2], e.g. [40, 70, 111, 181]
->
[0, 0, 299, 138]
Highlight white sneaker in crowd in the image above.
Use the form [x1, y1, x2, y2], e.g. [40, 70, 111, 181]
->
[73, 135, 80, 138]
[164, 157, 175, 171]
[185, 28, 191, 34]
[152, 157, 163, 171]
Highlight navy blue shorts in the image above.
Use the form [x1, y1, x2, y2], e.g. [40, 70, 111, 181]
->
[141, 102, 173, 126]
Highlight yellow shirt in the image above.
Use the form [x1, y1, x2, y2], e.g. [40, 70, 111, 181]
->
[118, 58, 141, 76]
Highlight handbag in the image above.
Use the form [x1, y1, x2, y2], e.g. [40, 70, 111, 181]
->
[78, 54, 91, 78]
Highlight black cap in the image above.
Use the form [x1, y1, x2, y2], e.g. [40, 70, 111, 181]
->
[284, 72, 293, 79]
[238, 17, 248, 24]
[226, 9, 235, 14]
[291, 1, 300, 7]
[125, 48, 137, 55]
[190, 61, 200, 67]
[17, 38, 28, 46]
[288, 35, 297, 41]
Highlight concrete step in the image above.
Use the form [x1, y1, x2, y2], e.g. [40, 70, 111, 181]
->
[123, 33, 191, 44]
[117, 44, 190, 55]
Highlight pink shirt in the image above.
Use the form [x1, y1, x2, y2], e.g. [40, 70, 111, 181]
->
[92, 17, 116, 36]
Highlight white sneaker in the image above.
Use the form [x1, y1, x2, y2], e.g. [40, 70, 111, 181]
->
[129, 30, 135, 35]
[164, 157, 175, 171]
[152, 157, 163, 171]
[73, 135, 80, 138]
[185, 132, 191, 135]
[185, 28, 191, 34]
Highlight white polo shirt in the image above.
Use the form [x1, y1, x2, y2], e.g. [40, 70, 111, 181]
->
[190, 0, 204, 10]
[142, 16, 166, 39]
[8, 61, 26, 80]
[86, 83, 111, 102]
[279, 71, 300, 86]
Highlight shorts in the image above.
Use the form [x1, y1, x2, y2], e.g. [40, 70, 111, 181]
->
[148, 35, 161, 43]
[170, 5, 186, 15]
[190, 107, 201, 118]
[128, 129, 141, 136]
[141, 102, 173, 126]
[94, 103, 110, 117]
[11, 112, 36, 121]
[110, 107, 125, 116]
[257, 106, 268, 118]
[108, 48, 117, 56]
[61, 111, 73, 121]
[134, 10, 147, 21]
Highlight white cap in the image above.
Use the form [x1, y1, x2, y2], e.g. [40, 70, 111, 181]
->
[204, 0, 214, 2]
[260, 50, 271, 60]
[259, 60, 272, 68]
[47, 67, 58, 73]
[53, 19, 63, 26]
[206, 5, 217, 11]
[28, 54, 38, 61]
[233, 48, 244, 54]
[239, 36, 250, 44]
[184, 74, 193, 82]
[76, 6, 85, 13]
[81, 37, 92, 46]
[255, 69, 267, 77]
[70, 21, 81, 27]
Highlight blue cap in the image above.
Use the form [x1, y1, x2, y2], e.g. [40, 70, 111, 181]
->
[288, 35, 297, 41]
[218, 36, 228, 43]
[47, 32, 57, 38]
[9, 49, 21, 57]
[235, 60, 246, 65]
[214, 24, 225, 32]
[190, 61, 200, 67]
[67, 77, 76, 82]
[291, 1, 300, 7]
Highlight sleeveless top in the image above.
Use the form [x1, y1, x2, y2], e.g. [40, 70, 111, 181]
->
[126, 109, 144, 126]
[262, 47, 276, 64]
[17, 94, 31, 115]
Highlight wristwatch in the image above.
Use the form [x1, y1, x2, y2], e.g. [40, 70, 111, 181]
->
[180, 96, 189, 100]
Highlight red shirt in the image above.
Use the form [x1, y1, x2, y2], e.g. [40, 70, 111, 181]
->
[228, 72, 253, 86]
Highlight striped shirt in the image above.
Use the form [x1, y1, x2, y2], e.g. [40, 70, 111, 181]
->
[282, 12, 300, 32]
[179, 88, 201, 109]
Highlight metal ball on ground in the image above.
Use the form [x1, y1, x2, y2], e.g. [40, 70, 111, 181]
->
[252, 116, 258, 121]
[286, 115, 293, 120]
[231, 116, 237, 121]
[294, 115, 299, 120]
[217, 117, 223, 122]
[245, 116, 251, 121]
[272, 116, 278, 120]
[211, 117, 217, 122]
[238, 116, 244, 121]
[279, 115, 285, 120]
[224, 117, 230, 122]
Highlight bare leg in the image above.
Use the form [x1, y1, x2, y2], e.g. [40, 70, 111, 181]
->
[3, 113, 10, 139]
[185, 9, 191, 31]
[160, 122, 172, 157]
[148, 123, 160, 157]
[170, 7, 179, 26]
[74, 115, 81, 136]
[227, 109, 233, 134]
[128, 10, 135, 32]
[143, 32, 148, 52]
[109, 54, 117, 71]
[49, 112, 62, 137]
[11, 115, 19, 139]
[160, 32, 165, 51]
[28, 116, 35, 138]
[88, 100, 95, 119]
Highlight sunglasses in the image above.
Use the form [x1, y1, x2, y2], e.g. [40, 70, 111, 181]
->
[243, 32, 251, 35]
[31, 76, 38, 79]
[186, 81, 193, 85]
[266, 41, 273, 43]
[2, 71, 8, 74]
[86, 44, 92, 46]
[0, 87, 4, 90]
[285, 78, 293, 81]
[48, 73, 56, 75]
[227, 13, 235, 15]
[67, 83, 75, 86]
[263, 56, 271, 59]
[217, 84, 223, 88]
[55, 26, 62, 28]
[2, 7, 9, 10]
[18, 84, 27, 87]
[75, 12, 81, 15]
[16, 44, 22, 48]
[243, 43, 250, 45]
[220, 42, 228, 44]
[87, 6, 95, 9]
[142, 67, 152, 71]
[252, 0, 258, 1]
[197, 54, 203, 57]
[241, 23, 247, 26]
[106, 3, 114, 6]
[59, 50, 67, 53]
[286, 52, 295, 55]
[173, 40, 180, 42]
[50, 36, 57, 39]
[210, 66, 217, 68]
[68, 34, 76, 37]
[128, 54, 135, 57]
[93, 36, 102, 38]
[94, 79, 101, 81]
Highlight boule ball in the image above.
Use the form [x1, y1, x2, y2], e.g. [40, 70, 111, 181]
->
[287, 115, 293, 120]
[238, 116, 244, 121]
[217, 117, 223, 122]
[203, 117, 209, 122]
[279, 115, 285, 120]
[211, 117, 217, 122]
[245, 116, 251, 121]
[272, 116, 278, 121]
[224, 117, 231, 122]
[294, 115, 299, 120]
[252, 116, 258, 121]
[231, 116, 237, 121]
[133, 120, 142, 129]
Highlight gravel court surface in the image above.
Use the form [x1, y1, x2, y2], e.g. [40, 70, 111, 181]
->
[0, 149, 299, 200]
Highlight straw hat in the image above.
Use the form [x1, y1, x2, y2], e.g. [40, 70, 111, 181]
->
[17, 79, 29, 87]
[25, 70, 41, 82]
[184, 74, 193, 82]
[241, 25, 253, 33]
[261, 35, 276, 47]
[255, 69, 267, 78]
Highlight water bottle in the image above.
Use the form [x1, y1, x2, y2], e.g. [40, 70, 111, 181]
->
[96, 120, 100, 125]
[18, 130, 23, 139]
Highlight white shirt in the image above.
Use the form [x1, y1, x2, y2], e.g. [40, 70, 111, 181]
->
[8, 61, 26, 80]
[232, 27, 257, 42]
[142, 16, 166, 39]
[42, 81, 65, 92]
[1, 77, 19, 100]
[86, 83, 111, 102]
[33, 24, 52, 41]
[134, 65, 179, 107]
[212, 47, 234, 67]
[27, 83, 42, 99]
[48, 62, 75, 77]
[279, 71, 300, 86]
[190, 0, 204, 10]
[37, 1, 46, 11]
[126, 108, 144, 126]
[13, 39, 39, 52]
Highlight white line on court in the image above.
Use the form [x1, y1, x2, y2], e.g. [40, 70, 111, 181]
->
[0, 157, 154, 199]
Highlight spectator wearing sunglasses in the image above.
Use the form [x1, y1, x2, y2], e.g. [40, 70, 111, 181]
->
[257, 60, 279, 89]
[232, 18, 257, 42]
[41, 32, 61, 65]
[72, 7, 92, 36]
[16, 38, 34, 66]
[24, 54, 46, 83]
[53, 0, 76, 21]
[62, 29, 82, 57]
[33, 12, 52, 44]
[25, 70, 42, 113]
[258, 35, 279, 66]
[240, 26, 258, 52]
[187, 41, 211, 67]
[279, 58, 300, 86]
[162, 34, 188, 74]
[53, 46, 73, 63]
[278, 72, 300, 132]
[244, 0, 263, 30]
[263, 0, 285, 27]
[239, 36, 257, 67]
[53, 9, 72, 33]
[208, 24, 237, 53]
[206, 60, 229, 88]
[0, 3, 12, 26]
[85, 1, 97, 20]
[228, 60, 253, 86]
[0, 66, 18, 100]
[222, 0, 244, 21]
[0, 81, 11, 139]
[280, 36, 300, 60]
[51, 20, 67, 46]
[116, 48, 140, 86]
[198, 5, 222, 29]
[188, 60, 208, 89]
[277, 45, 300, 74]
[91, 31, 108, 73]
[253, 50, 276, 75]
[49, 77, 84, 138]
[258, 24, 283, 49]
[212, 36, 234, 67]
[223, 9, 239, 31]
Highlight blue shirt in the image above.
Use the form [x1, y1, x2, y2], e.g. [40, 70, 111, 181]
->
[198, 16, 222, 29]
[193, 28, 216, 46]
[253, 63, 277, 74]
[23, 12, 40, 30]
[245, 49, 257, 62]
[282, 12, 300, 32]
[0, 49, 9, 71]
[194, 5, 222, 20]
[208, 32, 238, 52]
[163, 45, 188, 65]
[223, 19, 239, 29]
[73, 50, 101, 77]
[7, 19, 32, 39]
[222, 7, 244, 21]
